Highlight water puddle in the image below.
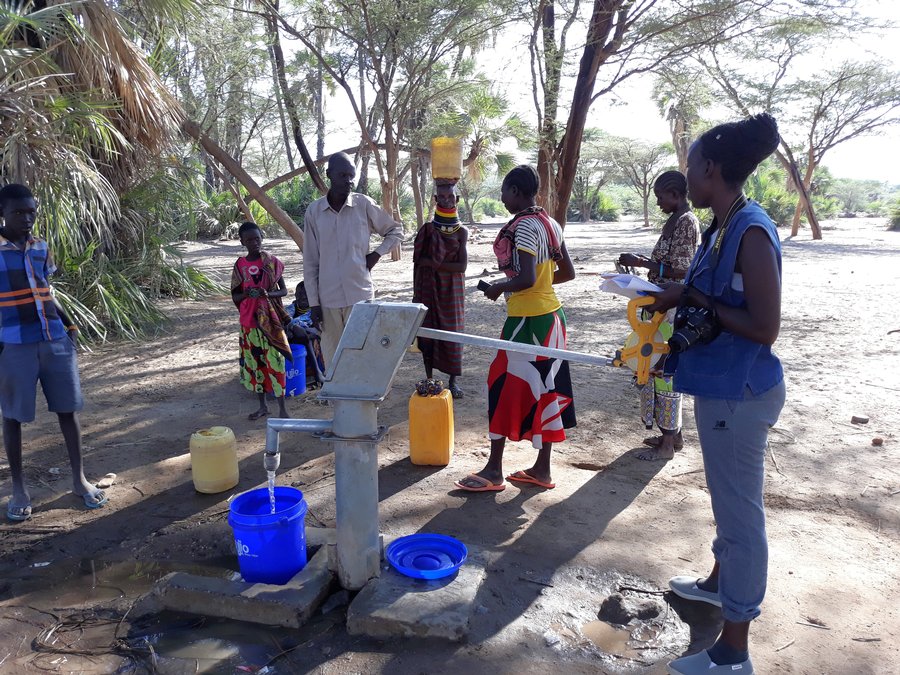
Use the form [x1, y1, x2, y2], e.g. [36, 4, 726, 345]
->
[581, 620, 641, 659]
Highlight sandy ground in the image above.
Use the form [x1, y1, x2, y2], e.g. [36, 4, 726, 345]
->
[0, 216, 898, 674]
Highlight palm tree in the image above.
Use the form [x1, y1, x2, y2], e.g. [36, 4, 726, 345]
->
[1, 0, 215, 339]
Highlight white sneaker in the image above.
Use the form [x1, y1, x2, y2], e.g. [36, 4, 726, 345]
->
[668, 575, 722, 607]
[668, 650, 753, 674]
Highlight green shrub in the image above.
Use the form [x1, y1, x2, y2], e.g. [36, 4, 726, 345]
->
[270, 175, 321, 226]
[477, 197, 505, 218]
[593, 192, 620, 222]
[889, 200, 900, 231]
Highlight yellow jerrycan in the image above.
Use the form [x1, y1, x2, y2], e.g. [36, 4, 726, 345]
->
[431, 137, 463, 180]
[409, 389, 455, 466]
[189, 426, 239, 493]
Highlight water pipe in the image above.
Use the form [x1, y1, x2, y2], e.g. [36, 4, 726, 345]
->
[264, 418, 333, 472]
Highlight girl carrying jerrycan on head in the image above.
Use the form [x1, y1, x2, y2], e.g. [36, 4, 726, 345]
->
[231, 221, 292, 421]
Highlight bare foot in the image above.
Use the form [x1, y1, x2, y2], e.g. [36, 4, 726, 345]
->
[636, 444, 676, 461]
[248, 408, 269, 421]
[643, 432, 684, 450]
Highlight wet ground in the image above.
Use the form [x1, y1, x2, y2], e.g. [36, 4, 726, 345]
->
[2, 552, 708, 674]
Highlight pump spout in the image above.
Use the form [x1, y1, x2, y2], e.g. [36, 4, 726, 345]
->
[263, 418, 334, 473]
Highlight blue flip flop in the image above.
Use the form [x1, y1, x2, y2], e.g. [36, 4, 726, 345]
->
[7, 503, 32, 521]
[82, 490, 108, 509]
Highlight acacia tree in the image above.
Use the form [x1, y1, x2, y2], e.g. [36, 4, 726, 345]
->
[528, 0, 762, 225]
[273, 0, 511, 232]
[652, 67, 712, 173]
[688, 3, 869, 239]
[606, 137, 673, 227]
[785, 62, 900, 235]
[570, 129, 614, 222]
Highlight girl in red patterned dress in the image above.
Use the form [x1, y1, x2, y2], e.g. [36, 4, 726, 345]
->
[231, 222, 292, 420]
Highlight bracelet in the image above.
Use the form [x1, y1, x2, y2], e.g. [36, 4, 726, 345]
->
[659, 262, 664, 277]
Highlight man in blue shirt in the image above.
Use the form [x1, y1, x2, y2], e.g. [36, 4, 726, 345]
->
[0, 183, 107, 521]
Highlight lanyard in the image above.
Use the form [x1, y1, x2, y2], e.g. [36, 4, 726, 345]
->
[686, 195, 748, 286]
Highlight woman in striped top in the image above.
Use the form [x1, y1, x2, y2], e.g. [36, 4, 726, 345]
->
[454, 165, 576, 492]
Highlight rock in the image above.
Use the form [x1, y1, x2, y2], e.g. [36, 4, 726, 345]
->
[598, 593, 663, 625]
[96, 472, 117, 489]
[543, 630, 561, 647]
[872, 437, 884, 447]
[851, 416, 869, 424]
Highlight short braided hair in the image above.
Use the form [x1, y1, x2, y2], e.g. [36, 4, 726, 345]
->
[653, 170, 687, 196]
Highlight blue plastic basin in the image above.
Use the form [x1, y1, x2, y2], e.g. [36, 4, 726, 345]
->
[385, 533, 467, 580]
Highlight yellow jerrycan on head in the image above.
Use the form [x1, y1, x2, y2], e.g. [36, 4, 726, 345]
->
[409, 384, 455, 466]
[189, 426, 239, 493]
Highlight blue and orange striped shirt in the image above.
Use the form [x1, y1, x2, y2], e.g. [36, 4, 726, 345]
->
[0, 234, 66, 343]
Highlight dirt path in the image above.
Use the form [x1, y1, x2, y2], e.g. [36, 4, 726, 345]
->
[0, 217, 897, 674]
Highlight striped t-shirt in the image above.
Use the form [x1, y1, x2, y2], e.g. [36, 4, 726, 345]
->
[507, 215, 564, 317]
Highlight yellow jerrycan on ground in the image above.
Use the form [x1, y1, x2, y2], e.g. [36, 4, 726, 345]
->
[189, 426, 239, 493]
[409, 388, 455, 466]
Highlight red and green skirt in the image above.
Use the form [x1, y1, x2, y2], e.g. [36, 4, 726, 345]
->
[239, 327, 286, 396]
[488, 308, 576, 448]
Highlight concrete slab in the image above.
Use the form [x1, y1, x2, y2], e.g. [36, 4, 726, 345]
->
[133, 546, 334, 628]
[346, 554, 486, 641]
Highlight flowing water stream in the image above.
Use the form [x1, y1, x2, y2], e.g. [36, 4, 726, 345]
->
[267, 469, 276, 513]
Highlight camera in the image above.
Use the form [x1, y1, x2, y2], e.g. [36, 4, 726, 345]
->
[668, 304, 721, 354]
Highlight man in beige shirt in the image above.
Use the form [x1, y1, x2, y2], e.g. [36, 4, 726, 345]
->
[303, 153, 404, 368]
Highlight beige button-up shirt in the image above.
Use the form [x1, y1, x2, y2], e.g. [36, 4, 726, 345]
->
[302, 192, 404, 308]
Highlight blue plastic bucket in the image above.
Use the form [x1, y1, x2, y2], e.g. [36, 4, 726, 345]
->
[227, 486, 308, 584]
[285, 344, 307, 397]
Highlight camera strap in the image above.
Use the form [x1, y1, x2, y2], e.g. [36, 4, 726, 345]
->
[685, 194, 748, 288]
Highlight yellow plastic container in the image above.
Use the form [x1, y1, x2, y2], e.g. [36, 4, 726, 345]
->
[409, 389, 454, 466]
[189, 426, 239, 493]
[431, 137, 463, 180]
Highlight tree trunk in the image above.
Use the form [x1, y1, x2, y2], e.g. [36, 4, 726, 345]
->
[266, 3, 327, 195]
[536, 1, 561, 214]
[410, 151, 424, 228]
[183, 120, 304, 250]
[269, 45, 295, 172]
[790, 154, 817, 237]
[774, 146, 821, 240]
[551, 1, 624, 226]
[642, 191, 650, 227]
[315, 32, 325, 159]
[382, 127, 403, 260]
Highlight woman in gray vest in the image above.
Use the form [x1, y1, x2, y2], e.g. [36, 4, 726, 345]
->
[647, 113, 786, 675]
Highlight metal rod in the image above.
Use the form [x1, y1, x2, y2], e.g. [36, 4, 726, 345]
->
[416, 327, 615, 367]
